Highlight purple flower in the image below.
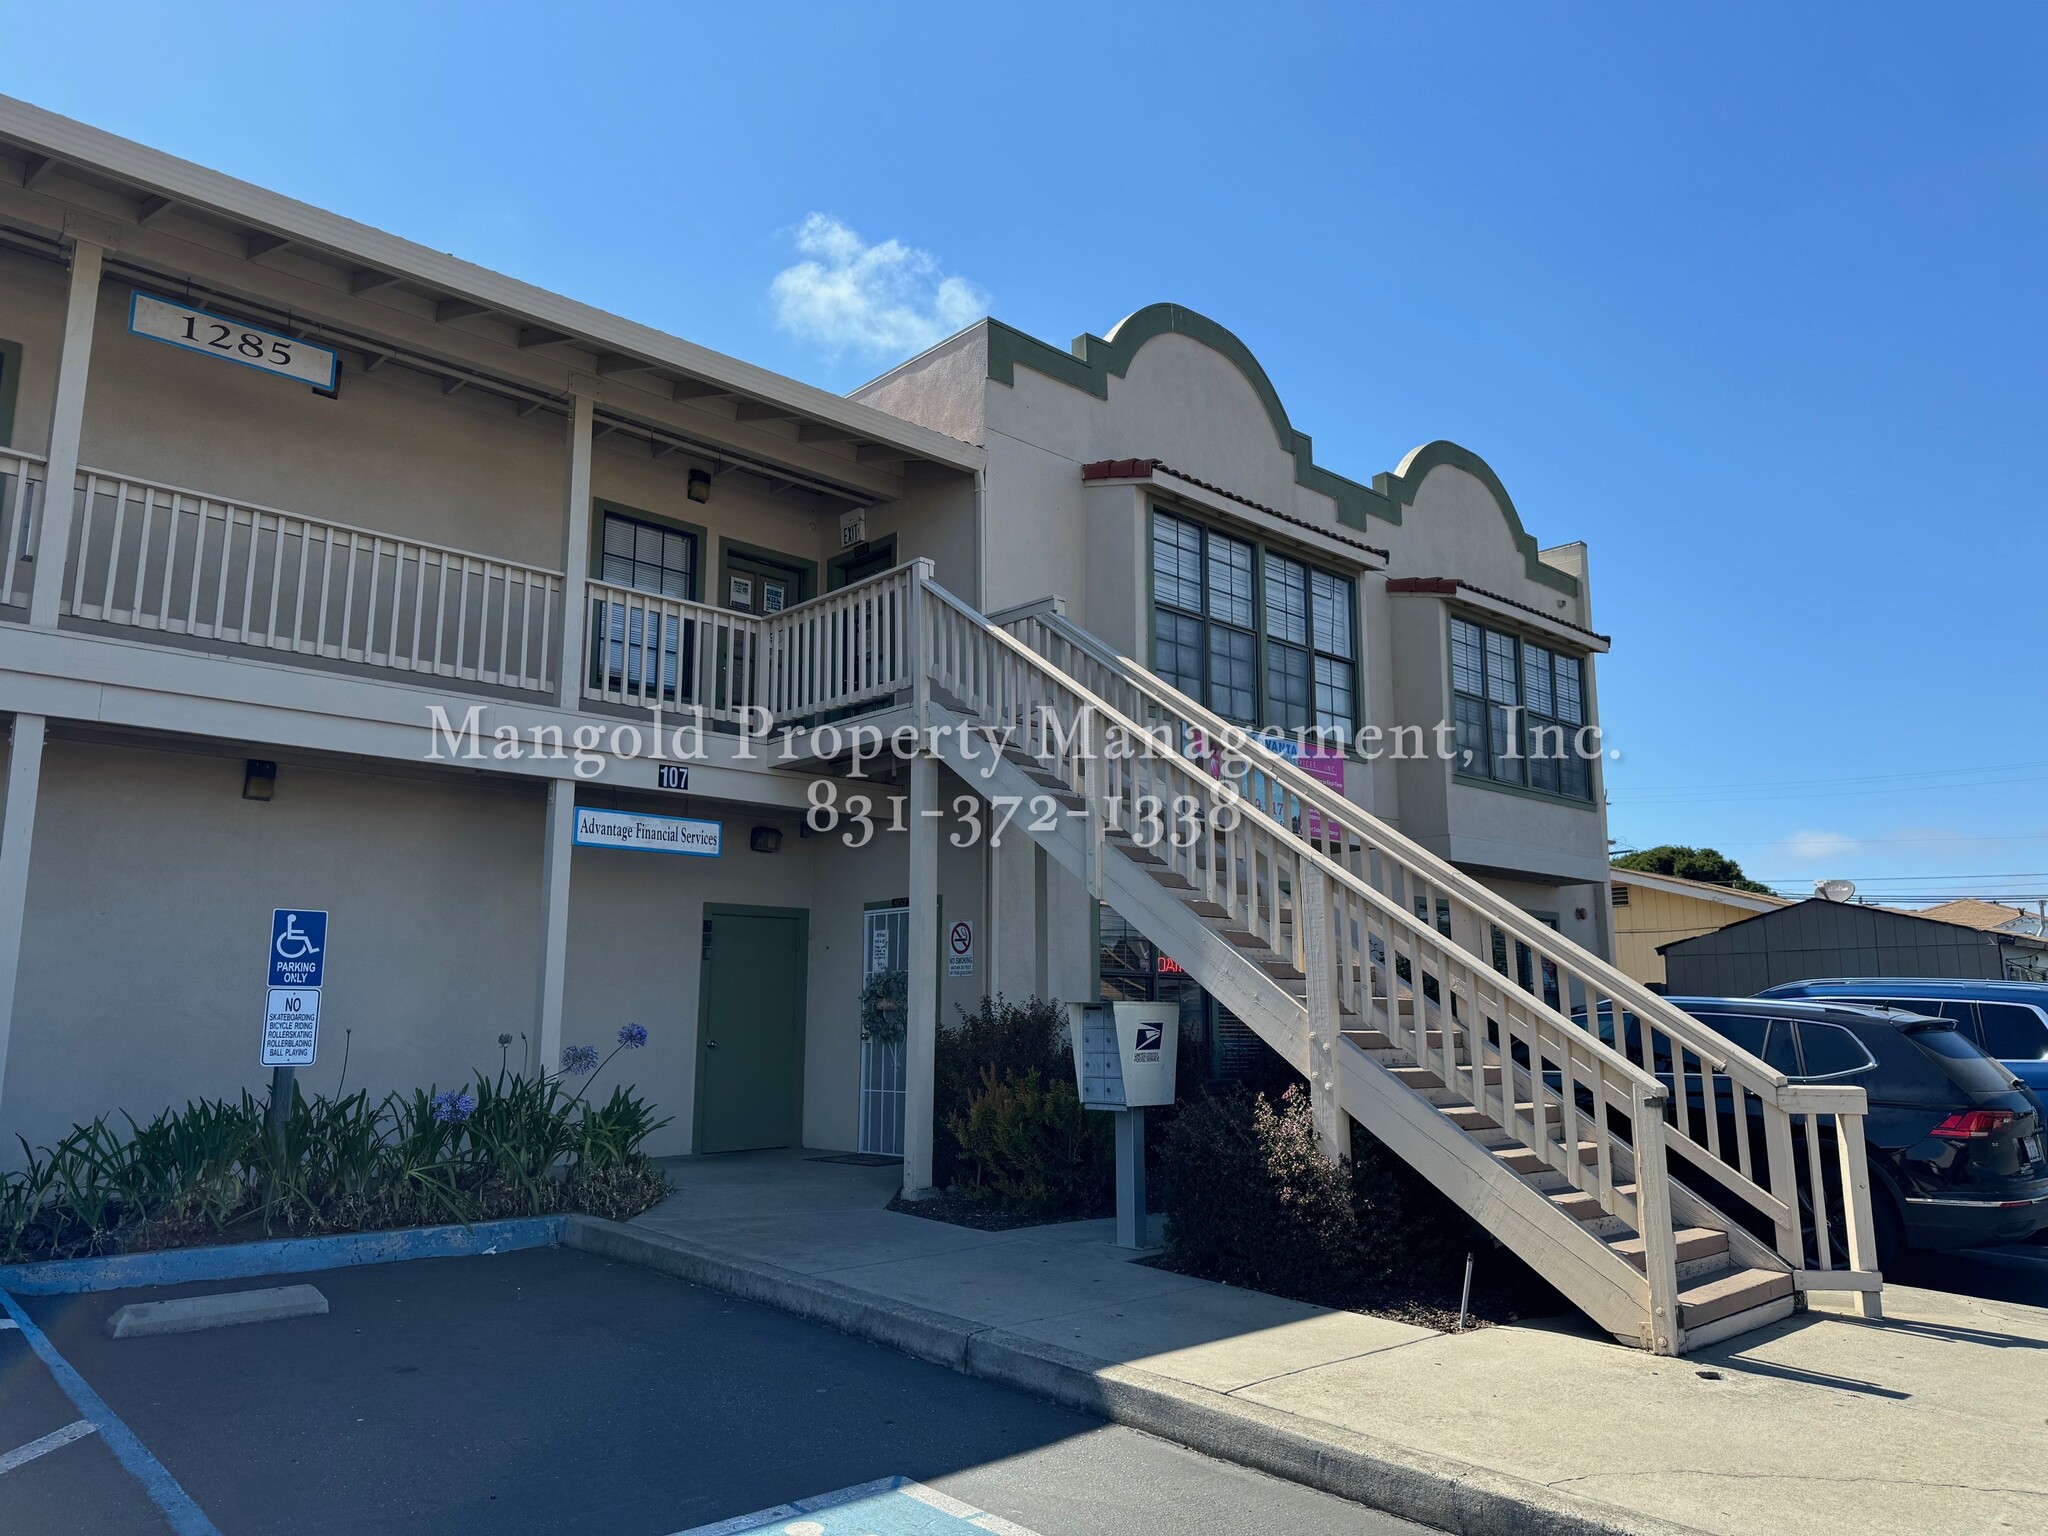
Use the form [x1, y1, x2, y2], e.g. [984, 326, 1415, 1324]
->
[431, 1089, 475, 1125]
[617, 1023, 648, 1049]
[561, 1044, 601, 1076]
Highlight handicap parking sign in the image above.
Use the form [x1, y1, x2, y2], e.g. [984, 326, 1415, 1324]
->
[269, 909, 328, 988]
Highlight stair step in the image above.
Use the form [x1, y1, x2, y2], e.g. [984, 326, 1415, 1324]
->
[1546, 1189, 1606, 1223]
[1492, 1140, 1598, 1176]
[1145, 865, 1196, 891]
[1443, 1101, 1562, 1134]
[1391, 1065, 1503, 1092]
[1678, 1268, 1794, 1331]
[1610, 1227, 1729, 1270]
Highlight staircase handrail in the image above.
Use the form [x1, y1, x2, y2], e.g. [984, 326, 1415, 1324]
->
[932, 580, 1667, 1104]
[995, 601, 1794, 1098]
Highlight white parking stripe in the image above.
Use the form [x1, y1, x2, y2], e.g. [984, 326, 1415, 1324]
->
[0, 1318, 19, 1329]
[0, 1419, 98, 1476]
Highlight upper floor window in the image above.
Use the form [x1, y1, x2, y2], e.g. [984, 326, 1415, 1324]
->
[593, 509, 699, 698]
[1451, 616, 1592, 800]
[1151, 509, 1356, 737]
[601, 509, 697, 599]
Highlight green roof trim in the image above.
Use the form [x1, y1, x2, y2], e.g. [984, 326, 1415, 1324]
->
[985, 303, 1400, 532]
[983, 304, 1579, 597]
[1375, 441, 1578, 597]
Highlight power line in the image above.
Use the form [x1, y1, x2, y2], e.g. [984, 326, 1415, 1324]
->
[1611, 757, 2048, 795]
[1611, 773, 2048, 806]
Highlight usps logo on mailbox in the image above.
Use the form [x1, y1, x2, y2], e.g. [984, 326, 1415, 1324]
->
[1133, 1023, 1163, 1060]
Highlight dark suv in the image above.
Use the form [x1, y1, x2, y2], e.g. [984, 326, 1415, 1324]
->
[1756, 978, 2048, 1096]
[1596, 998, 2047, 1267]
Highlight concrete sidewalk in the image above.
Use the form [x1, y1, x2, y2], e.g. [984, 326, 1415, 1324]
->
[574, 1151, 2048, 1536]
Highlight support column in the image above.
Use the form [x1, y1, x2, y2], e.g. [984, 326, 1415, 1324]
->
[555, 383, 596, 709]
[903, 753, 939, 1196]
[0, 714, 48, 1114]
[531, 777, 575, 1078]
[28, 227, 110, 628]
[983, 834, 1002, 1001]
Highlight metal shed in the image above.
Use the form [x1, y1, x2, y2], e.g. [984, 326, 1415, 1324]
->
[1658, 897, 2010, 996]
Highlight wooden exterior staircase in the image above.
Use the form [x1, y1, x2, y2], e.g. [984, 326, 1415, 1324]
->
[902, 577, 1882, 1355]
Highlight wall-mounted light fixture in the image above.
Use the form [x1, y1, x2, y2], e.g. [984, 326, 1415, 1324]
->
[687, 468, 712, 504]
[243, 760, 278, 801]
[750, 825, 783, 854]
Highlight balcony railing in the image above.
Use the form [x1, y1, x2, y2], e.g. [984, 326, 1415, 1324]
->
[0, 448, 43, 609]
[583, 561, 917, 725]
[59, 467, 563, 693]
[28, 462, 921, 727]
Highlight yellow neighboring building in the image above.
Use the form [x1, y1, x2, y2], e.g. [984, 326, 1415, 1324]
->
[1611, 867, 1791, 990]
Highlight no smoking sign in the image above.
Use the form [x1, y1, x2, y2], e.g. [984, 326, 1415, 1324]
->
[947, 919, 974, 977]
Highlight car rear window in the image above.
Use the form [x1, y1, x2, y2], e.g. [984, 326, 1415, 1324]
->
[1910, 1025, 2017, 1094]
[1796, 1022, 1874, 1078]
[1977, 1002, 2048, 1061]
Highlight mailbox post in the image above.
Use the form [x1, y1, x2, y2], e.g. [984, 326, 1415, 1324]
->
[1069, 1001, 1179, 1248]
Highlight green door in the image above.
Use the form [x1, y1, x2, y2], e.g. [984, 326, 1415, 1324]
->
[696, 907, 808, 1153]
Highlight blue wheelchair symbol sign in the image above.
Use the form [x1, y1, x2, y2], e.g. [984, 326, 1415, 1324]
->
[269, 909, 328, 988]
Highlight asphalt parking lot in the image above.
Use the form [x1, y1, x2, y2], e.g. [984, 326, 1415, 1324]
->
[0, 1247, 1427, 1536]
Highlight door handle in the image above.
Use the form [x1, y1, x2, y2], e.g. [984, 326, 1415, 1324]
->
[706, 1040, 718, 1049]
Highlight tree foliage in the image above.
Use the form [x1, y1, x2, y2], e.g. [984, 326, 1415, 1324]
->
[1613, 844, 1774, 895]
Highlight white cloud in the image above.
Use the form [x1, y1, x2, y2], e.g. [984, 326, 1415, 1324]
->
[1782, 830, 1861, 864]
[770, 214, 988, 359]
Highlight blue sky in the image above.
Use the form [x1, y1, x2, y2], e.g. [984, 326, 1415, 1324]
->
[6, 2, 2042, 905]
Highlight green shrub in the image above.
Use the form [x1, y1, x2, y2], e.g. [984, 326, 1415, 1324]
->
[1160, 1086, 1363, 1300]
[934, 994, 1071, 1187]
[948, 1066, 1111, 1219]
[0, 1065, 674, 1266]
[1348, 1126, 1479, 1288]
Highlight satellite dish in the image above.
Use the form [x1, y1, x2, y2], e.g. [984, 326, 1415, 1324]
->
[1816, 879, 1857, 903]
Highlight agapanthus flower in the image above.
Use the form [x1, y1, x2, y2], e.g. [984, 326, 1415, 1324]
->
[497, 1033, 514, 1047]
[617, 1023, 649, 1049]
[561, 1044, 601, 1075]
[431, 1089, 476, 1124]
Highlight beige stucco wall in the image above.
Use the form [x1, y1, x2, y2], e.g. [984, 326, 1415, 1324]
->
[3, 736, 547, 1160]
[852, 314, 1616, 930]
[0, 732, 997, 1166]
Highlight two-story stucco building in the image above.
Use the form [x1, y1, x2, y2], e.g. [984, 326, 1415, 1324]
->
[0, 96, 1617, 1193]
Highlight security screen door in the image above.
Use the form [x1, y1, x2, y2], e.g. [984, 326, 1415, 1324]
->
[858, 905, 909, 1156]
[696, 908, 807, 1154]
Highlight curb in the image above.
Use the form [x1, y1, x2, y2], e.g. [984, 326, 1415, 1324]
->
[0, 1216, 564, 1295]
[563, 1216, 1704, 1536]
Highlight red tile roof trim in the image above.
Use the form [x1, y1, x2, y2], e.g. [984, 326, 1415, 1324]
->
[1387, 576, 1610, 645]
[1080, 458, 1389, 560]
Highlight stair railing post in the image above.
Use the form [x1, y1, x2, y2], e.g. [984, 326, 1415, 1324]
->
[1834, 1107, 1883, 1318]
[909, 557, 935, 737]
[1630, 1084, 1683, 1355]
[1079, 705, 1103, 900]
[1301, 861, 1348, 1162]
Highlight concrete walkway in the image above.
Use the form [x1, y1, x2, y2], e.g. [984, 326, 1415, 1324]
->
[595, 1151, 2048, 1536]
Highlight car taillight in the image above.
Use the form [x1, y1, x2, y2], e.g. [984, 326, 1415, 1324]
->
[1930, 1109, 2015, 1140]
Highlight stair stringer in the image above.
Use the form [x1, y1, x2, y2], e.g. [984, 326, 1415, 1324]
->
[1336, 1042, 1654, 1343]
